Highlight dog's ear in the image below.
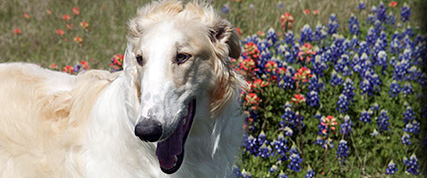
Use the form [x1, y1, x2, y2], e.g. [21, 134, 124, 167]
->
[123, 42, 138, 76]
[210, 19, 242, 59]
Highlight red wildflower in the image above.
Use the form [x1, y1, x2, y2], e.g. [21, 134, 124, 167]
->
[72, 7, 80, 16]
[251, 79, 269, 91]
[24, 13, 30, 19]
[292, 66, 312, 83]
[80, 21, 89, 31]
[56, 29, 65, 36]
[63, 14, 71, 21]
[245, 93, 261, 110]
[291, 94, 306, 105]
[280, 12, 294, 30]
[73, 36, 83, 44]
[80, 60, 90, 70]
[265, 61, 278, 72]
[313, 9, 319, 15]
[257, 30, 264, 36]
[49, 63, 58, 70]
[13, 28, 22, 35]
[298, 43, 316, 62]
[240, 58, 256, 71]
[320, 115, 338, 134]
[46, 9, 52, 15]
[303, 9, 310, 15]
[388, 1, 398, 8]
[63, 65, 74, 74]
[243, 42, 260, 61]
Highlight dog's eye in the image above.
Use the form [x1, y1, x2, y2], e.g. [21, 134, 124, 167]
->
[136, 55, 143, 66]
[176, 53, 191, 64]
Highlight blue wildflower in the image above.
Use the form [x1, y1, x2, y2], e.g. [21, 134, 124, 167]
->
[387, 12, 396, 25]
[404, 120, 420, 135]
[306, 90, 320, 107]
[401, 132, 411, 145]
[337, 139, 349, 161]
[385, 160, 398, 175]
[358, 1, 366, 10]
[359, 109, 372, 123]
[377, 110, 390, 131]
[240, 169, 252, 178]
[401, 83, 413, 96]
[400, 3, 411, 22]
[305, 165, 315, 178]
[288, 152, 302, 172]
[404, 154, 420, 175]
[279, 170, 288, 178]
[299, 24, 314, 43]
[314, 136, 324, 146]
[273, 133, 288, 161]
[403, 106, 415, 124]
[327, 14, 339, 35]
[376, 2, 387, 22]
[336, 94, 349, 113]
[257, 143, 272, 158]
[330, 71, 344, 86]
[221, 4, 229, 14]
[340, 115, 353, 136]
[360, 78, 372, 95]
[269, 165, 278, 174]
[389, 80, 400, 97]
[349, 14, 360, 35]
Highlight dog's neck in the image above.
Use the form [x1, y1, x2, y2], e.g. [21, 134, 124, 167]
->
[82, 73, 243, 178]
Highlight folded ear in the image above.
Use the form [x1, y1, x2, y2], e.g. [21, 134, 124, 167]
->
[123, 42, 137, 76]
[210, 19, 242, 59]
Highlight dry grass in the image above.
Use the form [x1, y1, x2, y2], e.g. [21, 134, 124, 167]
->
[0, 0, 424, 69]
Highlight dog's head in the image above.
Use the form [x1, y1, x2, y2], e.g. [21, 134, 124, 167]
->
[124, 0, 242, 174]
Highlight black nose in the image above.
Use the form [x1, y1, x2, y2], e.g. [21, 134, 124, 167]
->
[135, 119, 163, 142]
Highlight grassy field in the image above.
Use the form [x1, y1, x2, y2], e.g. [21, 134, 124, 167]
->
[1, 0, 426, 177]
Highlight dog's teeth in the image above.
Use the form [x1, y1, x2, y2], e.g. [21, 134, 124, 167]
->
[174, 155, 178, 163]
[183, 118, 186, 125]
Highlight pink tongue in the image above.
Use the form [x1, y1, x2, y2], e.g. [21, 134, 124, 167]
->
[156, 119, 184, 169]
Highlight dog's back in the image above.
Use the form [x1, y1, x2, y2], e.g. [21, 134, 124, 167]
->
[0, 63, 116, 177]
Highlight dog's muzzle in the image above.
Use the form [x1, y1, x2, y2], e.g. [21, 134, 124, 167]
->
[135, 118, 163, 142]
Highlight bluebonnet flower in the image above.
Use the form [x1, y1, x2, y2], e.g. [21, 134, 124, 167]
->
[389, 37, 401, 53]
[269, 165, 278, 174]
[371, 5, 377, 13]
[387, 12, 396, 25]
[221, 4, 229, 14]
[277, 2, 284, 9]
[351, 35, 359, 49]
[401, 132, 411, 145]
[312, 55, 327, 77]
[376, 2, 387, 22]
[280, 105, 295, 128]
[377, 50, 388, 71]
[360, 78, 372, 95]
[233, 166, 242, 177]
[340, 115, 353, 136]
[284, 126, 293, 136]
[403, 106, 415, 124]
[279, 170, 288, 178]
[389, 80, 400, 97]
[305, 165, 315, 178]
[258, 130, 267, 145]
[331, 35, 347, 61]
[359, 109, 372, 123]
[371, 129, 379, 137]
[337, 139, 349, 161]
[314, 136, 324, 146]
[299, 24, 314, 43]
[327, 14, 339, 35]
[330, 71, 344, 86]
[314, 23, 327, 41]
[288, 146, 302, 172]
[306, 90, 320, 107]
[400, 3, 411, 22]
[266, 28, 278, 47]
[404, 154, 420, 175]
[366, 27, 377, 46]
[308, 74, 320, 92]
[314, 111, 322, 120]
[336, 94, 349, 113]
[273, 133, 288, 161]
[369, 103, 380, 111]
[404, 120, 420, 135]
[334, 59, 346, 73]
[348, 14, 360, 35]
[257, 143, 272, 158]
[377, 110, 390, 131]
[401, 83, 413, 96]
[240, 169, 252, 178]
[367, 14, 375, 24]
[342, 66, 352, 76]
[405, 26, 414, 37]
[285, 31, 295, 45]
[385, 160, 398, 175]
[358, 1, 366, 10]
[244, 135, 258, 155]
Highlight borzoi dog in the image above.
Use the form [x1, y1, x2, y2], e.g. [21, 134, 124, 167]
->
[0, 1, 245, 177]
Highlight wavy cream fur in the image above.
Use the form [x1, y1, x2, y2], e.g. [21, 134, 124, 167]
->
[0, 1, 244, 177]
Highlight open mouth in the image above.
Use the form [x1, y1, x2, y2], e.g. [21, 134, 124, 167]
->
[155, 99, 196, 174]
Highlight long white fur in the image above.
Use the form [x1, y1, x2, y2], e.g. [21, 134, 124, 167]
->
[0, 1, 244, 177]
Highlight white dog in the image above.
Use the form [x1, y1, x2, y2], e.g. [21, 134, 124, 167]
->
[0, 1, 245, 177]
